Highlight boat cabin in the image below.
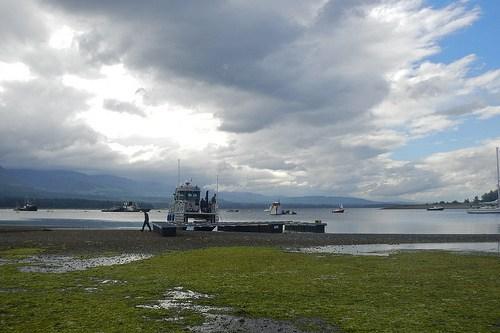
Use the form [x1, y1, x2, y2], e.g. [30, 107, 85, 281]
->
[167, 181, 218, 223]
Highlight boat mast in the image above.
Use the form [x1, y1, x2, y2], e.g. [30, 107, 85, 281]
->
[177, 159, 181, 186]
[496, 147, 499, 207]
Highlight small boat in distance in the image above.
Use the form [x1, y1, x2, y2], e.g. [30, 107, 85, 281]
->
[266, 202, 296, 215]
[269, 201, 282, 215]
[467, 147, 500, 214]
[427, 206, 444, 211]
[332, 204, 344, 213]
[14, 200, 38, 212]
[102, 201, 145, 212]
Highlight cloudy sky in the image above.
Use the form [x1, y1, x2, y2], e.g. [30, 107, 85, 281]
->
[1, 0, 499, 201]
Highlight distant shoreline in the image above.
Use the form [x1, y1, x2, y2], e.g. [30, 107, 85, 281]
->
[382, 203, 475, 209]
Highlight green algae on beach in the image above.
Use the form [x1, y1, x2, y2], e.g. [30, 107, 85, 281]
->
[1, 247, 499, 332]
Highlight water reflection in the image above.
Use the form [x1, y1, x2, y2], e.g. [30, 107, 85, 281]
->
[301, 242, 500, 256]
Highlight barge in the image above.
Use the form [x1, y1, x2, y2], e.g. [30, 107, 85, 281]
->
[153, 180, 326, 236]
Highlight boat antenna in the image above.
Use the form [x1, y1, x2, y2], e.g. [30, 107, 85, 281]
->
[177, 159, 181, 186]
[496, 147, 499, 207]
[216, 174, 219, 207]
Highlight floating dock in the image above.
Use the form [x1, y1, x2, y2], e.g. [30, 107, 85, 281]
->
[217, 222, 284, 233]
[153, 221, 326, 236]
[152, 222, 177, 237]
[284, 221, 326, 233]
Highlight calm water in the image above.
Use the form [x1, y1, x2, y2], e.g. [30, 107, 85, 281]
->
[0, 208, 499, 234]
[301, 242, 500, 256]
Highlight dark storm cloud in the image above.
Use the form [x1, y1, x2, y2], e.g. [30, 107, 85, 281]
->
[42, 0, 391, 133]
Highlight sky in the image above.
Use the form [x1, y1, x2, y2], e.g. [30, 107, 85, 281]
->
[0, 0, 499, 202]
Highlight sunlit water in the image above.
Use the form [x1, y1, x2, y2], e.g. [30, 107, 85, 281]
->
[0, 208, 499, 234]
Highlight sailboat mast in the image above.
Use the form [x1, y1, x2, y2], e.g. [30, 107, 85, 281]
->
[496, 147, 499, 207]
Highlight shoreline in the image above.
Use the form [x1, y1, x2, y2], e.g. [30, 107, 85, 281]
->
[1, 228, 499, 255]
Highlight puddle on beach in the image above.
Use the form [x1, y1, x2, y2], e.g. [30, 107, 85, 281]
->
[138, 287, 337, 333]
[299, 242, 500, 256]
[137, 287, 229, 314]
[14, 253, 152, 273]
[0, 288, 27, 293]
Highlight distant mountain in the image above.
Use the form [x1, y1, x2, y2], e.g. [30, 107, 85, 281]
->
[0, 166, 170, 201]
[0, 166, 386, 208]
[219, 192, 384, 208]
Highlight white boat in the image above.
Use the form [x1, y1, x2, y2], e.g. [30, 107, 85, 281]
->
[269, 201, 282, 215]
[427, 206, 444, 211]
[467, 147, 500, 214]
[102, 201, 143, 212]
[467, 206, 500, 214]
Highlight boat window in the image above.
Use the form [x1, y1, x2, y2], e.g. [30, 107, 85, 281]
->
[186, 191, 200, 201]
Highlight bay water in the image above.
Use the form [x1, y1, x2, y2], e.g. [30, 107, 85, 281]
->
[0, 208, 499, 234]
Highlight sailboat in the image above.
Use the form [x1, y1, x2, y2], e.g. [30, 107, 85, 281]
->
[332, 203, 344, 213]
[467, 147, 500, 214]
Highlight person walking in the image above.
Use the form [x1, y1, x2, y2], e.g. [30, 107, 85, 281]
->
[141, 210, 151, 232]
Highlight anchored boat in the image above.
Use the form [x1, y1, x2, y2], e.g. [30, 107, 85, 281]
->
[427, 206, 444, 211]
[166, 181, 218, 225]
[267, 201, 296, 215]
[102, 201, 145, 212]
[332, 203, 344, 213]
[268, 201, 281, 215]
[14, 200, 38, 212]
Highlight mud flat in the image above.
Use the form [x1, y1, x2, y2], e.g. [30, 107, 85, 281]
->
[1, 227, 499, 255]
[1, 229, 500, 332]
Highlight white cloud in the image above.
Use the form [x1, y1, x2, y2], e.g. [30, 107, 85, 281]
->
[473, 106, 500, 119]
[0, 61, 35, 82]
[49, 25, 76, 49]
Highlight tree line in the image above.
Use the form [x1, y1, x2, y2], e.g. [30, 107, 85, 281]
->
[462, 189, 498, 205]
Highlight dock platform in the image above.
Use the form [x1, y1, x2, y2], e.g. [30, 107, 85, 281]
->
[217, 222, 284, 233]
[284, 222, 326, 233]
[152, 222, 177, 237]
[153, 221, 326, 236]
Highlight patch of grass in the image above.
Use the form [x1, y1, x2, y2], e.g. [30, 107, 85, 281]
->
[1, 247, 499, 332]
[0, 247, 45, 259]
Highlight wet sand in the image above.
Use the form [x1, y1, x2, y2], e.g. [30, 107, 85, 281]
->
[1, 227, 499, 255]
